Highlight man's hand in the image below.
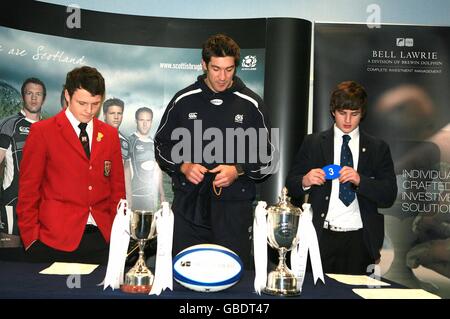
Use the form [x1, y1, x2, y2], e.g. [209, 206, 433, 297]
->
[210, 165, 238, 188]
[406, 238, 450, 278]
[339, 166, 360, 186]
[180, 163, 208, 184]
[302, 168, 326, 187]
[407, 214, 450, 278]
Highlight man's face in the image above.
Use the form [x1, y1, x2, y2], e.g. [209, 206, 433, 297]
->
[202, 56, 235, 93]
[333, 108, 362, 134]
[104, 105, 124, 129]
[66, 88, 103, 123]
[23, 83, 45, 114]
[136, 111, 152, 136]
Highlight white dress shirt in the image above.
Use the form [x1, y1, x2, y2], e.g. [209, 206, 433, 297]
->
[65, 108, 93, 150]
[325, 125, 363, 230]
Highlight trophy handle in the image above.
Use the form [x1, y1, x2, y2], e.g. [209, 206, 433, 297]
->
[149, 210, 157, 238]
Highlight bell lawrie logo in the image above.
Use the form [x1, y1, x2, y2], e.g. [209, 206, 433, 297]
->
[396, 38, 414, 47]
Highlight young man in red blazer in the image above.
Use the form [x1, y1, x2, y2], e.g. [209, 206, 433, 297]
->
[17, 66, 125, 264]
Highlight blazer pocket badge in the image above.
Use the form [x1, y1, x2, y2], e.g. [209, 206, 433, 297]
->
[104, 160, 112, 177]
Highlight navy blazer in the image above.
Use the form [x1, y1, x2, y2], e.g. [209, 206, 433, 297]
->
[286, 127, 397, 260]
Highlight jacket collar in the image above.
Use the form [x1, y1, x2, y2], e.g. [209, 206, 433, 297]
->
[319, 126, 369, 171]
[55, 111, 104, 161]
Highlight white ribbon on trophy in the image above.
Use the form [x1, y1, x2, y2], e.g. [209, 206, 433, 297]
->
[149, 201, 174, 295]
[253, 201, 268, 295]
[291, 203, 325, 288]
[102, 199, 131, 290]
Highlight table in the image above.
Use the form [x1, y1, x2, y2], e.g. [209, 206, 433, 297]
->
[0, 260, 369, 299]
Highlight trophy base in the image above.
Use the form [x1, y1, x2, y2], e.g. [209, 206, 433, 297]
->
[120, 263, 154, 294]
[120, 284, 152, 294]
[263, 271, 301, 296]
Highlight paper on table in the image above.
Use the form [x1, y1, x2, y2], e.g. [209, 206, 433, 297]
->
[39, 262, 99, 275]
[327, 274, 390, 286]
[353, 288, 441, 299]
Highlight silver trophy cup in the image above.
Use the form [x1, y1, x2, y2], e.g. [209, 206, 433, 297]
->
[121, 210, 156, 294]
[264, 187, 302, 296]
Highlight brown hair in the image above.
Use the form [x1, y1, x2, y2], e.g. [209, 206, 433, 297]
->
[135, 107, 153, 120]
[103, 98, 124, 114]
[65, 66, 105, 99]
[202, 34, 240, 67]
[21, 77, 46, 99]
[330, 81, 367, 119]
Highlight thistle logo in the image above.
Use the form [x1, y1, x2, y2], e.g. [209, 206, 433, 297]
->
[396, 38, 414, 47]
[241, 55, 257, 69]
[188, 112, 197, 119]
[234, 114, 244, 124]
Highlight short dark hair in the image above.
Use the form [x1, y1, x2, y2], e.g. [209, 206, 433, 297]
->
[103, 98, 124, 114]
[60, 86, 67, 108]
[135, 107, 153, 120]
[330, 81, 367, 119]
[64, 66, 105, 99]
[202, 34, 240, 67]
[21, 77, 47, 99]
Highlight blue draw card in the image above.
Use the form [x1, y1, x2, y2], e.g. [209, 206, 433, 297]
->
[322, 164, 341, 180]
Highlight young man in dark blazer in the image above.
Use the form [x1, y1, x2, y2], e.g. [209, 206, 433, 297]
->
[286, 81, 397, 275]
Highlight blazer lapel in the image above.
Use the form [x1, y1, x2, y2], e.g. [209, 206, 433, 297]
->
[56, 111, 88, 160]
[320, 127, 334, 165]
[357, 131, 369, 171]
[90, 119, 103, 162]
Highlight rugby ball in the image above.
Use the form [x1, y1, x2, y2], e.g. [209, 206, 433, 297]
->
[173, 244, 243, 292]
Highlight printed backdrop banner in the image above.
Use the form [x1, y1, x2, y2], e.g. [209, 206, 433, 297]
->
[0, 1, 311, 254]
[0, 2, 265, 247]
[314, 22, 450, 298]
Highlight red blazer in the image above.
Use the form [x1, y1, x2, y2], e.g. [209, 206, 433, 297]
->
[17, 111, 125, 251]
